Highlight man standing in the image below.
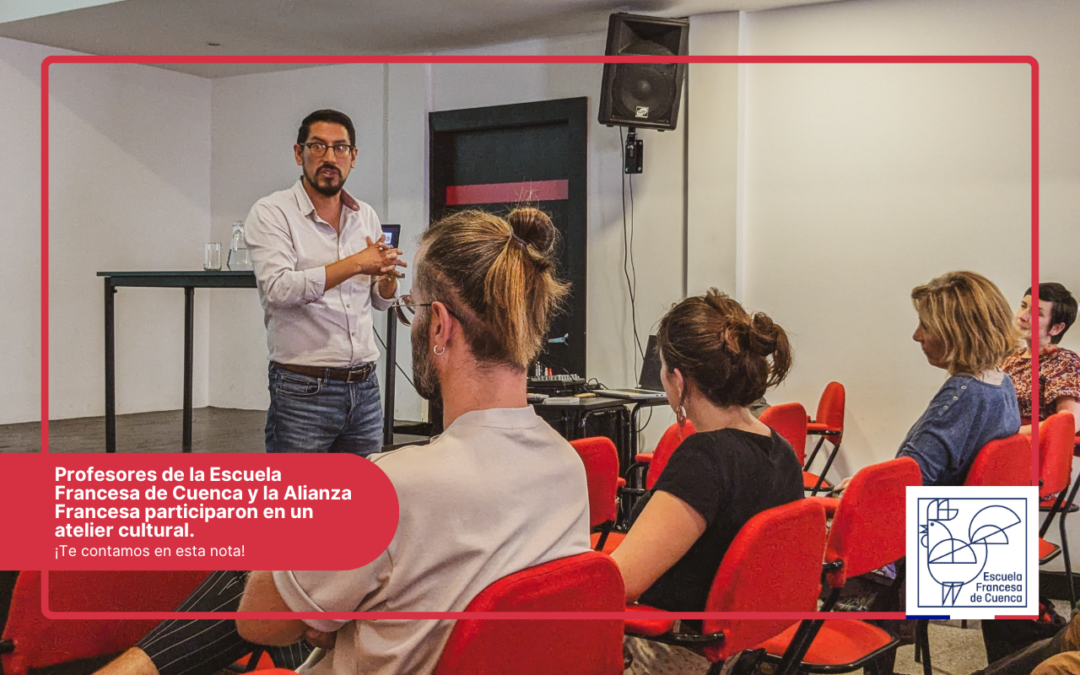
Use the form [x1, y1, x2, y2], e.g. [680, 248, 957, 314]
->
[245, 109, 405, 455]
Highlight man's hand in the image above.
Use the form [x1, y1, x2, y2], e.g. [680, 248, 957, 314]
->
[324, 237, 407, 292]
[235, 571, 307, 646]
[830, 476, 853, 496]
[353, 237, 407, 276]
[304, 627, 338, 650]
[375, 255, 404, 300]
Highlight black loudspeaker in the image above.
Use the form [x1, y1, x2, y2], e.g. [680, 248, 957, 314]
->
[598, 13, 690, 131]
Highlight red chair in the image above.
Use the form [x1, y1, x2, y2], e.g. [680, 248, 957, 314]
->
[570, 436, 621, 551]
[624, 499, 827, 671]
[963, 432, 1032, 578]
[963, 433, 1033, 488]
[0, 571, 213, 675]
[433, 551, 625, 675]
[804, 382, 846, 494]
[762, 458, 922, 675]
[611, 421, 697, 551]
[1035, 413, 1077, 606]
[760, 403, 832, 495]
[629, 420, 696, 492]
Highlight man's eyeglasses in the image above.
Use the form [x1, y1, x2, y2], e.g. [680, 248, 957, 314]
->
[391, 295, 460, 327]
[300, 142, 355, 158]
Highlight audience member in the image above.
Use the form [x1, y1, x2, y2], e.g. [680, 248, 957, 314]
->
[612, 290, 804, 673]
[894, 271, 1022, 486]
[976, 614, 1080, 675]
[1001, 283, 1080, 434]
[92, 207, 589, 675]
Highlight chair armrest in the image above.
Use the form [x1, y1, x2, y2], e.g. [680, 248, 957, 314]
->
[805, 496, 840, 518]
[624, 604, 677, 637]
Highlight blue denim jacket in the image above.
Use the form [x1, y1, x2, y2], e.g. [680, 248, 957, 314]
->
[896, 374, 1021, 487]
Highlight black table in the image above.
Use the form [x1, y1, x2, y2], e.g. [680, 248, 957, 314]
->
[626, 397, 672, 458]
[535, 396, 633, 471]
[97, 271, 257, 453]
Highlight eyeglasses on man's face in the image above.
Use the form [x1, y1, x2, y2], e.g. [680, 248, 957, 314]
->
[391, 294, 460, 327]
[300, 142, 355, 158]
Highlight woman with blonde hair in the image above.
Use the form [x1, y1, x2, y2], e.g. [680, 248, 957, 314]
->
[898, 270, 1022, 486]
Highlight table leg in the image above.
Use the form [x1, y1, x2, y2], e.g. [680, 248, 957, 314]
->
[183, 287, 194, 453]
[383, 311, 397, 447]
[626, 403, 647, 472]
[104, 279, 117, 453]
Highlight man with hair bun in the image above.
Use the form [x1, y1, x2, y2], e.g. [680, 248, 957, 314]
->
[92, 208, 591, 675]
[238, 207, 589, 675]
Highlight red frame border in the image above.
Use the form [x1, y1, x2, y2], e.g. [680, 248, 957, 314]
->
[39, 54, 1040, 621]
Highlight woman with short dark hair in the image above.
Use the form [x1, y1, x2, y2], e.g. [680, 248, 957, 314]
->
[1000, 282, 1080, 434]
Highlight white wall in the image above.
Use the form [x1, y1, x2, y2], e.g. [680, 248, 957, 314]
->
[0, 36, 212, 425]
[0, 37, 50, 424]
[686, 13, 741, 299]
[686, 0, 1080, 568]
[48, 59, 212, 421]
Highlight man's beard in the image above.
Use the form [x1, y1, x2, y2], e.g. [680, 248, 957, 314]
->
[305, 164, 344, 197]
[411, 312, 442, 402]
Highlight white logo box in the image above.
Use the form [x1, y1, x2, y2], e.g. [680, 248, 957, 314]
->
[905, 485, 1039, 620]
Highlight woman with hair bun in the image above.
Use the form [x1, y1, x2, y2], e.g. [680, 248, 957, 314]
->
[614, 290, 804, 672]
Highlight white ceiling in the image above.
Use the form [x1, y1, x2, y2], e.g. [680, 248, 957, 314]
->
[0, 0, 844, 78]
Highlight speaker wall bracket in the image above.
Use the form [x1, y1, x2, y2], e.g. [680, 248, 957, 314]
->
[624, 128, 643, 174]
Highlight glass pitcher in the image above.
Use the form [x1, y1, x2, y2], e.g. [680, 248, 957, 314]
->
[227, 221, 253, 271]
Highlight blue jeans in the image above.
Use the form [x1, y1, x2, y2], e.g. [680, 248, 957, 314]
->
[265, 363, 384, 456]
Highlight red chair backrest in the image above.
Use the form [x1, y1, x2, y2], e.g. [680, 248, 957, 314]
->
[825, 457, 922, 587]
[570, 437, 620, 527]
[701, 499, 826, 663]
[1, 571, 210, 675]
[759, 402, 809, 464]
[433, 551, 625, 675]
[1039, 413, 1075, 497]
[964, 433, 1033, 487]
[645, 420, 696, 490]
[815, 382, 846, 445]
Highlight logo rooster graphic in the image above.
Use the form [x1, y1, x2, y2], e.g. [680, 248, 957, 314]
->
[920, 499, 1022, 606]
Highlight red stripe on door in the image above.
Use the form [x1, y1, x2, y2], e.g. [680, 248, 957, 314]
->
[446, 180, 569, 206]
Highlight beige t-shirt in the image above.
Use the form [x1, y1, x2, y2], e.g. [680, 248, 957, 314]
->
[274, 406, 592, 675]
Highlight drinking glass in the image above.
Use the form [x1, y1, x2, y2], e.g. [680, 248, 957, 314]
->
[204, 242, 221, 270]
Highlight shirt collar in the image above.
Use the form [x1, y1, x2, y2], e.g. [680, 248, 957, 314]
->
[446, 406, 542, 431]
[290, 179, 361, 219]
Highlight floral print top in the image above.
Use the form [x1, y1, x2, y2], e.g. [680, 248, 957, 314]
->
[1001, 347, 1080, 421]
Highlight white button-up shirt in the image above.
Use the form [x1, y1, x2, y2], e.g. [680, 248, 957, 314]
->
[245, 180, 394, 367]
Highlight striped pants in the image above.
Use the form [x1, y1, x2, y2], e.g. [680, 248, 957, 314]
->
[137, 571, 313, 675]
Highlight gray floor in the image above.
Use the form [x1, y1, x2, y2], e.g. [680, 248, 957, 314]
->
[0, 407, 268, 453]
[895, 621, 986, 675]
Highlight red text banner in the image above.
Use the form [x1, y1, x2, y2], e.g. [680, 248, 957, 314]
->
[0, 453, 398, 571]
